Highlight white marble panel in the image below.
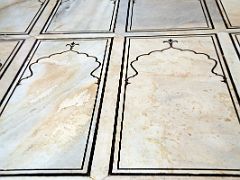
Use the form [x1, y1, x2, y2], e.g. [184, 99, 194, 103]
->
[127, 0, 213, 32]
[0, 38, 112, 175]
[0, 0, 48, 34]
[110, 35, 240, 176]
[216, 0, 240, 28]
[43, 0, 118, 33]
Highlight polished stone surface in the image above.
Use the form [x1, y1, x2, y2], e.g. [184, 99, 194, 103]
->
[0, 0, 240, 179]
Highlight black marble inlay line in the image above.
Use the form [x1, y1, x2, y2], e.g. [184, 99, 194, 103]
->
[215, 0, 240, 29]
[0, 40, 25, 80]
[230, 33, 240, 61]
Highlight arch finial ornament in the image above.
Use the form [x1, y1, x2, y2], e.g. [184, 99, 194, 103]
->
[163, 39, 178, 47]
[66, 41, 79, 51]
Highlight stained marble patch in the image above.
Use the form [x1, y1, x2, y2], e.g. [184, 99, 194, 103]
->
[126, 0, 213, 32]
[0, 0, 48, 34]
[43, 0, 119, 33]
[216, 0, 240, 29]
[0, 38, 112, 175]
[110, 35, 240, 176]
[0, 40, 24, 79]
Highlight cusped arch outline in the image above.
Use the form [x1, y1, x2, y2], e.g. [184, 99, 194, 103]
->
[18, 45, 101, 85]
[126, 40, 226, 83]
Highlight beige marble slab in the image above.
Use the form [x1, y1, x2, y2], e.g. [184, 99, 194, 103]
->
[0, 40, 24, 79]
[110, 35, 240, 176]
[216, 0, 240, 29]
[127, 0, 213, 32]
[0, 0, 48, 34]
[0, 38, 112, 175]
[42, 0, 119, 34]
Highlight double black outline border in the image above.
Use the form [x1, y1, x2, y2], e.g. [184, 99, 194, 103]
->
[125, 0, 214, 32]
[109, 34, 240, 177]
[215, 0, 240, 29]
[0, 39, 25, 79]
[41, 0, 120, 34]
[0, 0, 49, 35]
[0, 37, 113, 177]
[230, 32, 240, 61]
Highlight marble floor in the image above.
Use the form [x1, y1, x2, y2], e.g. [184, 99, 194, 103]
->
[0, 0, 240, 179]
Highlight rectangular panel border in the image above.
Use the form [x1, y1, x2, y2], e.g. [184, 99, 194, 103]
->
[230, 33, 240, 60]
[0, 37, 113, 176]
[215, 0, 240, 29]
[125, 0, 214, 32]
[41, 0, 120, 34]
[0, 39, 25, 79]
[0, 0, 49, 35]
[109, 34, 240, 177]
